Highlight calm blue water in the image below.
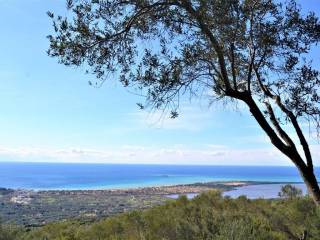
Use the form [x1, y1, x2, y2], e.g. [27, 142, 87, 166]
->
[168, 184, 308, 199]
[224, 183, 308, 199]
[0, 162, 319, 190]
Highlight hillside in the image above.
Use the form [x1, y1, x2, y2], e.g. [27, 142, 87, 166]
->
[2, 190, 320, 240]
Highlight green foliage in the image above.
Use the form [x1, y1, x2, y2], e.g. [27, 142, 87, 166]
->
[22, 191, 320, 240]
[0, 219, 24, 240]
[278, 184, 303, 199]
[47, 0, 320, 122]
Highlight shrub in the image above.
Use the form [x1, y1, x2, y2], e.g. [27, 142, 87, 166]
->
[278, 184, 303, 199]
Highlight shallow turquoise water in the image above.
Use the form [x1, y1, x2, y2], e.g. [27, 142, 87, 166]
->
[1, 162, 319, 190]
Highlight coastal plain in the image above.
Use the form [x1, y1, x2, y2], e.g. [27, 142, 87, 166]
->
[0, 182, 248, 227]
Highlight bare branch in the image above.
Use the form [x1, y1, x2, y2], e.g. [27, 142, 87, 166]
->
[264, 101, 295, 147]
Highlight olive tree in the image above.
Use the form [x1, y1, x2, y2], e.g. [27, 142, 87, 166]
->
[278, 184, 303, 199]
[47, 0, 320, 204]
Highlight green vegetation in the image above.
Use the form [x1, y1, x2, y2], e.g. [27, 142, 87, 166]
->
[2, 189, 320, 240]
[0, 220, 23, 240]
[278, 184, 303, 199]
[0, 182, 233, 226]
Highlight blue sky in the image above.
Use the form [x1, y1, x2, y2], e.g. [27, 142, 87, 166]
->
[0, 0, 319, 165]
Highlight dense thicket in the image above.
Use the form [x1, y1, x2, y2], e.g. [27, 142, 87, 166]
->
[3, 190, 320, 240]
[0, 221, 23, 240]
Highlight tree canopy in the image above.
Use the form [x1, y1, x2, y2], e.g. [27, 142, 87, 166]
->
[47, 0, 320, 204]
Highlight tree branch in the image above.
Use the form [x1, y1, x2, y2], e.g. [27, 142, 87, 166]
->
[179, 0, 231, 91]
[264, 101, 295, 147]
[230, 43, 237, 90]
[243, 95, 307, 170]
[254, 67, 314, 170]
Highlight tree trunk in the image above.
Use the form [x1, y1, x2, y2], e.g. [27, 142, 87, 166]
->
[240, 95, 320, 205]
[298, 165, 320, 205]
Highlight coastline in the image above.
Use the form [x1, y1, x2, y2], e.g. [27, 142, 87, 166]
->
[0, 179, 304, 191]
[1, 162, 314, 190]
[0, 181, 244, 197]
[0, 180, 305, 227]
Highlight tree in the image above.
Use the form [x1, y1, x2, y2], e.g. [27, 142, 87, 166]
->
[278, 184, 303, 199]
[47, 0, 320, 205]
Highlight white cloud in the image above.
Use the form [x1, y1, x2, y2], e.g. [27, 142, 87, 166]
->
[1, 144, 319, 166]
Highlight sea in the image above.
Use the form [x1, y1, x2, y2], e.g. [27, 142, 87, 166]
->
[1, 162, 319, 198]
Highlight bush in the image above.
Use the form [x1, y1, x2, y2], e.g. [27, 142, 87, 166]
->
[278, 184, 303, 199]
[0, 220, 23, 240]
[23, 191, 320, 240]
